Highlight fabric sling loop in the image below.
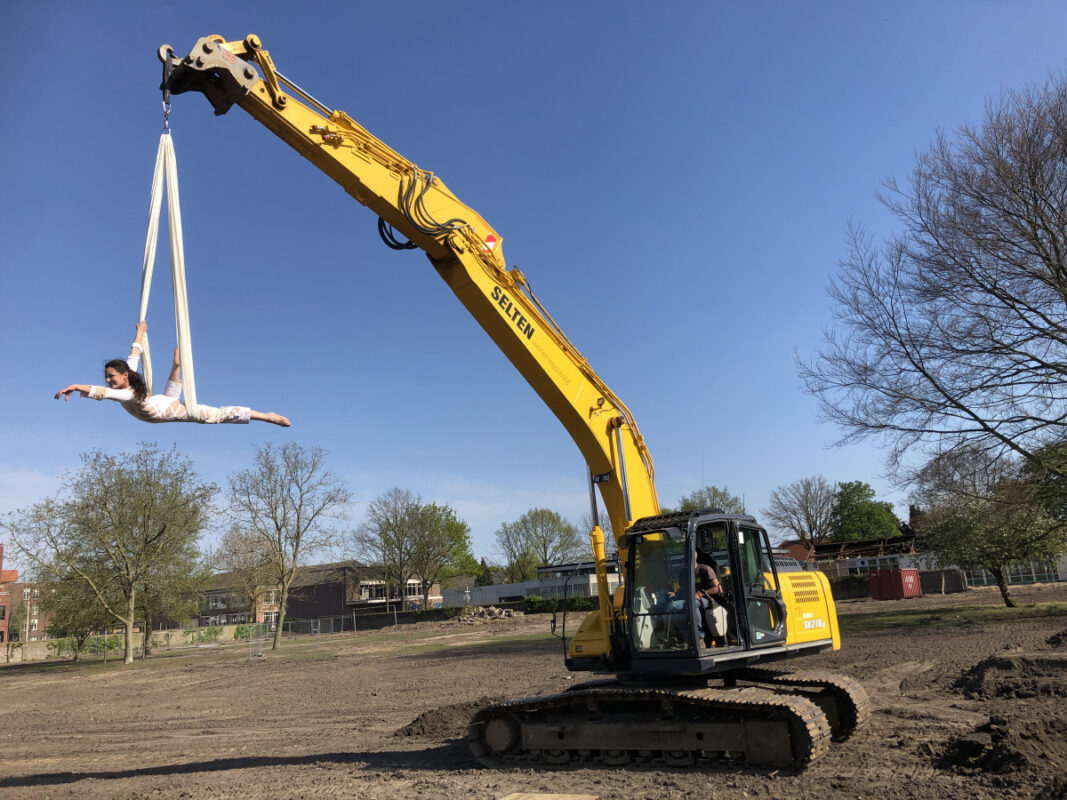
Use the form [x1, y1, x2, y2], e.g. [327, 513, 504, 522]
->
[140, 131, 199, 415]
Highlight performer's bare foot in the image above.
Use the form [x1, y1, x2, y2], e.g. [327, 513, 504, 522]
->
[251, 411, 292, 427]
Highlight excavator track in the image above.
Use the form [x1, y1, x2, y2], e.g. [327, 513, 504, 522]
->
[468, 682, 832, 769]
[730, 668, 871, 741]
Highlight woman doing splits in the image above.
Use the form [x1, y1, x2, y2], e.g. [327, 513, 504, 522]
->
[55, 321, 291, 427]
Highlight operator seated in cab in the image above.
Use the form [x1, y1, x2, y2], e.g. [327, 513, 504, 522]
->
[659, 559, 731, 650]
[694, 557, 733, 648]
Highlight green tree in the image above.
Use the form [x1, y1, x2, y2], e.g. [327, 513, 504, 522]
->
[800, 75, 1067, 478]
[474, 558, 495, 586]
[4, 600, 27, 662]
[676, 486, 745, 514]
[914, 446, 1066, 607]
[828, 481, 899, 542]
[495, 508, 586, 582]
[137, 550, 211, 657]
[7, 599, 27, 642]
[229, 443, 350, 651]
[38, 574, 112, 660]
[4, 444, 215, 664]
[407, 503, 473, 609]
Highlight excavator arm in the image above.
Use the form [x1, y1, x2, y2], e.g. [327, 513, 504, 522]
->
[160, 34, 660, 662]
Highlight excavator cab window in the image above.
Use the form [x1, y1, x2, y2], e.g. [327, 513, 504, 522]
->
[737, 525, 787, 647]
[696, 521, 731, 580]
[695, 521, 735, 648]
[628, 531, 694, 654]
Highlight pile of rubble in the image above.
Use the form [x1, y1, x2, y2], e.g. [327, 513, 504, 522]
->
[452, 606, 524, 624]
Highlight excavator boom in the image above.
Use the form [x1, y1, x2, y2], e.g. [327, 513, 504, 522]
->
[160, 35, 658, 547]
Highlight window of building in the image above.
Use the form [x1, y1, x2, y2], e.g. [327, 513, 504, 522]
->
[405, 581, 421, 597]
[966, 558, 1060, 586]
[32, 587, 39, 598]
[32, 604, 38, 616]
[23, 588, 30, 600]
[30, 619, 38, 631]
[361, 583, 386, 600]
[0, 605, 5, 619]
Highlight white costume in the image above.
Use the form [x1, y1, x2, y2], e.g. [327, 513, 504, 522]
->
[84, 343, 250, 424]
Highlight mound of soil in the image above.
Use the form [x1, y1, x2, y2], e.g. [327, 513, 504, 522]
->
[1034, 775, 1067, 800]
[393, 697, 497, 739]
[954, 652, 1067, 699]
[942, 714, 1067, 775]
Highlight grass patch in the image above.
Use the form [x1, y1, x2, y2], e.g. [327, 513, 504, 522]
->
[840, 601, 1067, 634]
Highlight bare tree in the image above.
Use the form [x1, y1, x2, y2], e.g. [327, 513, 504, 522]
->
[215, 526, 274, 620]
[352, 488, 422, 603]
[228, 444, 350, 649]
[762, 476, 836, 547]
[578, 510, 616, 555]
[800, 77, 1067, 477]
[3, 444, 215, 664]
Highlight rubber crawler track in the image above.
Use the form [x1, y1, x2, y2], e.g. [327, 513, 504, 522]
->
[468, 683, 833, 769]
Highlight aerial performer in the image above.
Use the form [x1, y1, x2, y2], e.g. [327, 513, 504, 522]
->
[55, 321, 291, 427]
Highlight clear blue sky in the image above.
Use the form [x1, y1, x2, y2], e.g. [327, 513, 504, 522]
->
[3, 1, 1066, 565]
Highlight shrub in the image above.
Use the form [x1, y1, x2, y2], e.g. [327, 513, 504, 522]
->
[85, 634, 121, 654]
[182, 625, 222, 644]
[233, 623, 269, 640]
[46, 638, 74, 659]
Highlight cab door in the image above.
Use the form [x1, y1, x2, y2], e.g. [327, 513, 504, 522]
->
[735, 524, 787, 647]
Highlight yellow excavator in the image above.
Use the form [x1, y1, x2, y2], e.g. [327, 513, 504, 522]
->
[160, 35, 869, 769]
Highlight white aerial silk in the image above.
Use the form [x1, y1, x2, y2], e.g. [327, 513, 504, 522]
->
[139, 131, 198, 415]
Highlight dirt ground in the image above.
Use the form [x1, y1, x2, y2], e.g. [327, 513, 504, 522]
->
[2, 583, 1067, 800]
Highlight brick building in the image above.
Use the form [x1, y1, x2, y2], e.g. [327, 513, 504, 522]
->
[0, 544, 14, 644]
[0, 544, 50, 642]
[198, 560, 442, 627]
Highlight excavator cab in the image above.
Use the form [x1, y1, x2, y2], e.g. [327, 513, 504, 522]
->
[620, 509, 788, 676]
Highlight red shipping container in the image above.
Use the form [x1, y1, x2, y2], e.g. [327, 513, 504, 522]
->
[898, 568, 922, 598]
[868, 571, 885, 600]
[869, 569, 923, 600]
